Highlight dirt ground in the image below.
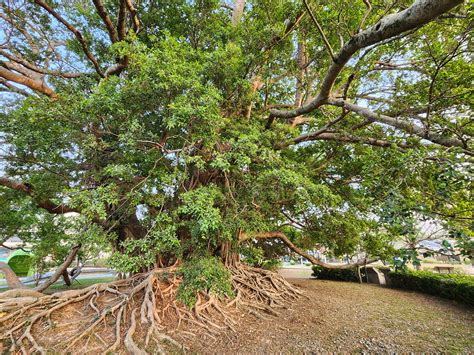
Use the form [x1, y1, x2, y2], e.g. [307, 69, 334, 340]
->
[2, 275, 472, 353]
[192, 279, 474, 353]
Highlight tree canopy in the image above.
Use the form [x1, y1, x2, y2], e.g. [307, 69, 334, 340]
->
[0, 0, 473, 352]
[0, 0, 472, 274]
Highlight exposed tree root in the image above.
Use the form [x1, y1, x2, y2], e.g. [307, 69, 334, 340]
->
[0, 264, 301, 353]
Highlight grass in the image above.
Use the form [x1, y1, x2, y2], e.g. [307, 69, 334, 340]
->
[0, 277, 115, 293]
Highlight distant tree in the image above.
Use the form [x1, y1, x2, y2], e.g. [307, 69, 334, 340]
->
[0, 0, 471, 351]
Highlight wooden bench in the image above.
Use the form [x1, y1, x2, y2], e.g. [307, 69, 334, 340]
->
[433, 266, 455, 274]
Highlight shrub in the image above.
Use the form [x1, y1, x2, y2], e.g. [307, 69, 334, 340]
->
[177, 256, 234, 308]
[312, 265, 359, 282]
[388, 270, 474, 306]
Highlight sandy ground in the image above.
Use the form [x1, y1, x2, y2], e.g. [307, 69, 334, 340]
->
[192, 279, 474, 353]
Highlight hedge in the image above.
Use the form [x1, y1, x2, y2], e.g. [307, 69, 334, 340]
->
[311, 265, 359, 282]
[388, 270, 474, 306]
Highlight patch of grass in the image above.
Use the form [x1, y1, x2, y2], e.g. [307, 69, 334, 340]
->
[46, 277, 115, 292]
[0, 277, 115, 293]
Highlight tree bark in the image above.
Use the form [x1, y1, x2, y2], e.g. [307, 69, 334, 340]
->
[0, 67, 58, 98]
[0, 177, 80, 214]
[327, 99, 469, 149]
[62, 270, 72, 286]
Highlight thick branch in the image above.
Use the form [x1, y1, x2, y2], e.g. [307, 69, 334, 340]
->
[295, 131, 407, 148]
[0, 262, 27, 289]
[240, 231, 378, 269]
[117, 0, 127, 40]
[0, 66, 57, 98]
[232, 0, 245, 26]
[34, 244, 81, 292]
[33, 0, 105, 78]
[328, 99, 468, 149]
[0, 177, 78, 214]
[270, 0, 463, 119]
[92, 0, 119, 43]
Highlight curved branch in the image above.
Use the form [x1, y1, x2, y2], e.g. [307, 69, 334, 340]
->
[0, 66, 57, 98]
[240, 231, 378, 269]
[270, 0, 463, 119]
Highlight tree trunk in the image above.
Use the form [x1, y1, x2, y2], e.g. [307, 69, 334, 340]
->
[220, 240, 240, 267]
[231, 0, 245, 26]
[62, 270, 72, 286]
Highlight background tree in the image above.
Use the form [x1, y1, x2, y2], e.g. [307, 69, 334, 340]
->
[0, 0, 471, 352]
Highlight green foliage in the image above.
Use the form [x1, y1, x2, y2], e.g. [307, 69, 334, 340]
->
[361, 232, 397, 260]
[239, 242, 281, 270]
[388, 271, 474, 306]
[449, 229, 474, 259]
[0, 0, 471, 288]
[178, 185, 224, 242]
[108, 214, 180, 273]
[177, 256, 234, 308]
[392, 249, 422, 272]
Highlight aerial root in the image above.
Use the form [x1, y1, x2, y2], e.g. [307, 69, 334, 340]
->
[0, 264, 300, 353]
[229, 264, 302, 313]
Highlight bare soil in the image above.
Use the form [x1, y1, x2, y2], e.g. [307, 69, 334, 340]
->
[194, 279, 474, 353]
